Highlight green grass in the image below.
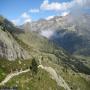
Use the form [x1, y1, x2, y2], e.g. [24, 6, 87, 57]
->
[60, 68, 90, 90]
[0, 58, 33, 82]
[0, 58, 32, 73]
[40, 58, 90, 90]
[74, 55, 90, 66]
[2, 68, 63, 90]
[0, 67, 6, 82]
[0, 57, 90, 90]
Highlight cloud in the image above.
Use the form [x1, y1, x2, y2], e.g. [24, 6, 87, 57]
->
[21, 12, 30, 18]
[46, 15, 54, 20]
[12, 12, 31, 25]
[11, 18, 20, 25]
[40, 0, 90, 11]
[29, 9, 39, 13]
[11, 0, 90, 25]
[40, 0, 73, 11]
[40, 30, 54, 38]
[75, 0, 90, 8]
[11, 20, 18, 25]
[61, 11, 69, 16]
[24, 18, 31, 23]
[21, 12, 31, 23]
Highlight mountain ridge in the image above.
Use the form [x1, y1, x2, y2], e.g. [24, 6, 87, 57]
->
[23, 13, 90, 56]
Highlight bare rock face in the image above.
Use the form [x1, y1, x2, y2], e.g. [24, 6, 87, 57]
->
[0, 29, 30, 60]
[29, 14, 90, 56]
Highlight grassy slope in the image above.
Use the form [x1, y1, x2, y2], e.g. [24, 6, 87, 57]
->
[13, 32, 90, 90]
[39, 56, 90, 90]
[0, 56, 90, 90]
[2, 68, 64, 90]
[74, 55, 90, 69]
[0, 68, 6, 82]
[0, 58, 32, 82]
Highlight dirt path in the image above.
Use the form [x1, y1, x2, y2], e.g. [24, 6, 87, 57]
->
[0, 64, 71, 90]
[38, 65, 71, 90]
[0, 69, 29, 86]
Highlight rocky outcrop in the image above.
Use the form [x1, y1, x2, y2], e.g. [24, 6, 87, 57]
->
[0, 29, 30, 60]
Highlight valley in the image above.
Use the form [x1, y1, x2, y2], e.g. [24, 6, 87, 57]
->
[0, 12, 90, 90]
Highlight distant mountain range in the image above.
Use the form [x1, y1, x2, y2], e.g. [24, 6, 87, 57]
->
[24, 13, 90, 56]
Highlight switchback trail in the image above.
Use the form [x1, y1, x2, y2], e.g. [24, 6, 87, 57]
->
[0, 64, 71, 90]
[0, 69, 29, 86]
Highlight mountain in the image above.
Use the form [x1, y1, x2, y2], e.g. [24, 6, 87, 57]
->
[0, 16, 30, 60]
[0, 16, 90, 90]
[28, 13, 90, 56]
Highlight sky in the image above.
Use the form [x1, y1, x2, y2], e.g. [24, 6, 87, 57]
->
[0, 0, 90, 25]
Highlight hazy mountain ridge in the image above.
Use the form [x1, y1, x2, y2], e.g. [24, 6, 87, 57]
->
[15, 18, 90, 75]
[28, 13, 90, 56]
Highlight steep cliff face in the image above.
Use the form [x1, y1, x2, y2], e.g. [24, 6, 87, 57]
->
[0, 29, 30, 60]
[0, 16, 30, 60]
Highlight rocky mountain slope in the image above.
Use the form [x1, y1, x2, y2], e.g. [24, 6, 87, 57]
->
[0, 16, 30, 60]
[0, 16, 90, 90]
[28, 13, 90, 56]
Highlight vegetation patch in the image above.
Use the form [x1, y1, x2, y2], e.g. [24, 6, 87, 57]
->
[2, 68, 62, 90]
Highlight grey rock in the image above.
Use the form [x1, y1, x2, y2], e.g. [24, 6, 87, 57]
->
[0, 29, 30, 60]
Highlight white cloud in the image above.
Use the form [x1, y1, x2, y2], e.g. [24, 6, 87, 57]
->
[46, 15, 54, 20]
[40, 0, 73, 11]
[21, 12, 30, 18]
[29, 9, 39, 13]
[61, 11, 69, 16]
[11, 20, 17, 25]
[11, 0, 90, 25]
[24, 18, 31, 23]
[40, 30, 54, 38]
[40, 0, 90, 11]
[12, 12, 31, 25]
[75, 0, 90, 8]
[11, 18, 20, 25]
[21, 12, 31, 23]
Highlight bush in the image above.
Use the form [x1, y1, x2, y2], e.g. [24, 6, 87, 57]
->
[30, 58, 38, 75]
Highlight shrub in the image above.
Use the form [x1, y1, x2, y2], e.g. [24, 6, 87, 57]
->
[30, 58, 38, 76]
